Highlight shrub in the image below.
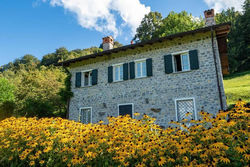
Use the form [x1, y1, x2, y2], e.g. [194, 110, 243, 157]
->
[0, 101, 249, 167]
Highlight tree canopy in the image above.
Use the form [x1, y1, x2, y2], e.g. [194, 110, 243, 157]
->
[133, 11, 204, 42]
[133, 12, 163, 42]
[215, 4, 250, 73]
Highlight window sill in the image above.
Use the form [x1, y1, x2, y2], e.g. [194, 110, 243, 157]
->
[75, 85, 94, 88]
[135, 76, 147, 79]
[172, 70, 193, 74]
[113, 80, 124, 83]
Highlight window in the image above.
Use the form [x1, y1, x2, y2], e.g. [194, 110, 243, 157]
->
[75, 69, 98, 88]
[175, 98, 196, 122]
[79, 107, 92, 124]
[118, 104, 133, 118]
[173, 53, 190, 72]
[113, 64, 123, 82]
[82, 71, 92, 86]
[164, 50, 199, 74]
[135, 60, 147, 78]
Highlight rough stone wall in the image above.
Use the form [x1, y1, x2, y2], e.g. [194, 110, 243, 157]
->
[68, 31, 227, 127]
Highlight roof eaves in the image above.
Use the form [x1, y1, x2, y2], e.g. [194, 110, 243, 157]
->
[56, 22, 230, 67]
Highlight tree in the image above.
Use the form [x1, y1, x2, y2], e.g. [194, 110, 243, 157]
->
[215, 2, 250, 73]
[2, 66, 68, 118]
[215, 7, 240, 25]
[0, 77, 15, 120]
[231, 0, 250, 72]
[1, 54, 40, 72]
[0, 77, 15, 104]
[133, 12, 163, 42]
[41, 47, 69, 66]
[157, 11, 204, 38]
[133, 11, 204, 42]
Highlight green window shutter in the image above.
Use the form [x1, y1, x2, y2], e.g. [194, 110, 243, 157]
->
[146, 58, 153, 76]
[164, 54, 173, 74]
[129, 62, 135, 79]
[123, 63, 129, 80]
[108, 66, 113, 83]
[75, 72, 81, 88]
[189, 50, 199, 70]
[91, 69, 98, 85]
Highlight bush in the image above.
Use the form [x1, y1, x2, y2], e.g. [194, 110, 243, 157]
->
[0, 101, 249, 167]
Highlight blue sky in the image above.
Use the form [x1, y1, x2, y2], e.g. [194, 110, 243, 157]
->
[0, 0, 244, 66]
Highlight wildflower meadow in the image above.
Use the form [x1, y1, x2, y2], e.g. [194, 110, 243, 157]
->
[0, 100, 249, 167]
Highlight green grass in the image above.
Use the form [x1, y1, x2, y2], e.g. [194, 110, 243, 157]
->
[223, 71, 250, 106]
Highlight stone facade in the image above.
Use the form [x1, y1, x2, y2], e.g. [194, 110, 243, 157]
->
[68, 31, 227, 127]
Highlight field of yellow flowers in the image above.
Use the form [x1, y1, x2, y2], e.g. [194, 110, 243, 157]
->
[0, 100, 249, 167]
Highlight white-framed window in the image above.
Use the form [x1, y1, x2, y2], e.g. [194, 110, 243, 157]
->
[173, 52, 190, 72]
[82, 70, 92, 87]
[79, 107, 92, 124]
[113, 64, 123, 82]
[174, 97, 197, 122]
[118, 103, 134, 118]
[135, 59, 147, 78]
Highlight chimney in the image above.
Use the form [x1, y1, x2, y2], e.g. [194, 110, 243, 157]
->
[102, 36, 114, 51]
[204, 9, 215, 26]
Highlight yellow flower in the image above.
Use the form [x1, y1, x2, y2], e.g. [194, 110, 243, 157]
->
[136, 163, 145, 167]
[243, 154, 250, 160]
[0, 100, 248, 167]
[219, 157, 230, 164]
[158, 157, 166, 166]
[134, 112, 140, 116]
[183, 156, 189, 162]
[99, 120, 104, 124]
[39, 160, 45, 165]
[29, 161, 35, 166]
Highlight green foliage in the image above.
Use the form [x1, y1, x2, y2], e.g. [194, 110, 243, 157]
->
[224, 70, 250, 106]
[0, 77, 15, 120]
[41, 47, 69, 66]
[229, 0, 250, 73]
[0, 41, 106, 118]
[41, 47, 103, 66]
[1, 54, 40, 72]
[133, 11, 204, 42]
[157, 11, 204, 38]
[1, 66, 68, 118]
[0, 77, 15, 104]
[215, 2, 250, 73]
[215, 7, 240, 25]
[133, 12, 163, 42]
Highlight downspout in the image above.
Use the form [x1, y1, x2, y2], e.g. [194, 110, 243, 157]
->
[210, 27, 223, 110]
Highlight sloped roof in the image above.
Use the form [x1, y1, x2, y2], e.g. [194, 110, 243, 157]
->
[57, 22, 230, 67]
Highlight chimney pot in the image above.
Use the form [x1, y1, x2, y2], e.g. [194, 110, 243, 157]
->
[204, 9, 215, 26]
[102, 36, 114, 51]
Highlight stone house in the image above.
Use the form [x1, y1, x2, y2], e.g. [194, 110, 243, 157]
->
[59, 9, 230, 127]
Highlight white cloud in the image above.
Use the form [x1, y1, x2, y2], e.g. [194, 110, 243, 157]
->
[204, 0, 244, 13]
[42, 0, 150, 38]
